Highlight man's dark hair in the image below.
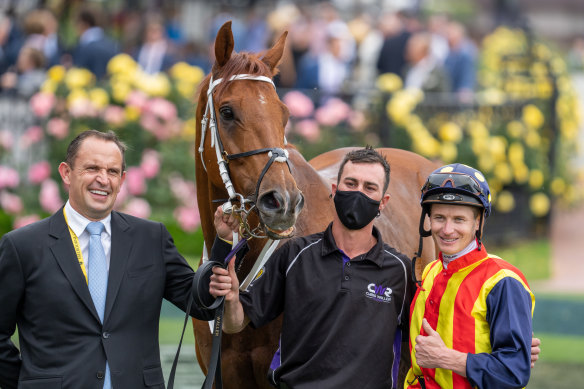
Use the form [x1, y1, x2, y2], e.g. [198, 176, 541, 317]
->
[337, 146, 391, 194]
[66, 130, 127, 172]
[76, 7, 100, 28]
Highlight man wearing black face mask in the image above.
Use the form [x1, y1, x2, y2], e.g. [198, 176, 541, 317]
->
[209, 146, 415, 389]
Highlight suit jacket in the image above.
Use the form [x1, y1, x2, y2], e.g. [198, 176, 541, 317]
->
[0, 209, 213, 389]
[72, 36, 119, 79]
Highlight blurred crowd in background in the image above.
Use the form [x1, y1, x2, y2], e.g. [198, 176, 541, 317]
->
[1, 0, 583, 238]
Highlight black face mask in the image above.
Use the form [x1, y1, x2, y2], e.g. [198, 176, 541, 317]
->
[333, 190, 381, 230]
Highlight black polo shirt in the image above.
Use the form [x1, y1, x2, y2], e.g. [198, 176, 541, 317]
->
[240, 223, 414, 389]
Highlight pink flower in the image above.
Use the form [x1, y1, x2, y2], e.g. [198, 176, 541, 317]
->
[69, 99, 98, 118]
[28, 161, 51, 184]
[114, 184, 129, 209]
[314, 98, 351, 127]
[30, 92, 56, 117]
[173, 206, 200, 232]
[20, 126, 45, 148]
[0, 191, 23, 214]
[125, 167, 146, 196]
[0, 166, 20, 189]
[103, 105, 126, 126]
[125, 90, 148, 110]
[145, 98, 177, 122]
[295, 119, 321, 142]
[123, 197, 151, 219]
[39, 179, 63, 213]
[283, 91, 314, 118]
[169, 175, 196, 206]
[47, 117, 70, 139]
[349, 111, 367, 131]
[13, 214, 41, 229]
[140, 149, 160, 179]
[0, 130, 14, 149]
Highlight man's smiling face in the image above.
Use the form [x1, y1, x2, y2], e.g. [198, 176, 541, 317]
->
[59, 136, 126, 221]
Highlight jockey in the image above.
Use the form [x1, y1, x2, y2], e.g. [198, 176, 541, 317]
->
[405, 163, 535, 389]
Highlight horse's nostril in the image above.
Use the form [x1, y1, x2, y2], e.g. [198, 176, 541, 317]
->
[259, 191, 284, 211]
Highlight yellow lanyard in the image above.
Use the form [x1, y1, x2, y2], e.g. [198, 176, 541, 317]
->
[63, 208, 88, 284]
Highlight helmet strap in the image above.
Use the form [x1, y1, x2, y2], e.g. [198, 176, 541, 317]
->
[412, 207, 432, 288]
[476, 212, 484, 251]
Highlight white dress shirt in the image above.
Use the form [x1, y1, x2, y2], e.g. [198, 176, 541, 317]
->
[64, 200, 112, 271]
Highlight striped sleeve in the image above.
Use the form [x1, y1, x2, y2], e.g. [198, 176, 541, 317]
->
[466, 277, 533, 388]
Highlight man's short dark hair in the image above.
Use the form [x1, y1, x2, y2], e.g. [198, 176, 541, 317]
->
[66, 130, 127, 172]
[337, 146, 391, 194]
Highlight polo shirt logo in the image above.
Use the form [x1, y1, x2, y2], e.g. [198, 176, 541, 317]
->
[366, 283, 392, 303]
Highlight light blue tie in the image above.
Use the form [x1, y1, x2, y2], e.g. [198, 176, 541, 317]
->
[87, 221, 112, 389]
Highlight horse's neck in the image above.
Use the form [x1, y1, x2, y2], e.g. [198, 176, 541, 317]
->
[286, 147, 335, 237]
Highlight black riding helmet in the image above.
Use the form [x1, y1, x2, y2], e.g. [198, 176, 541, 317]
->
[411, 164, 492, 286]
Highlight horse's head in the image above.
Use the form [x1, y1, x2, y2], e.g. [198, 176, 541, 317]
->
[196, 21, 304, 240]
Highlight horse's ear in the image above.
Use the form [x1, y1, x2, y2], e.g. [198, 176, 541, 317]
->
[214, 21, 234, 68]
[262, 31, 288, 74]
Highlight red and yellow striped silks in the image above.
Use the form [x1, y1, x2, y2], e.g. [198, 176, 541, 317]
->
[405, 247, 534, 389]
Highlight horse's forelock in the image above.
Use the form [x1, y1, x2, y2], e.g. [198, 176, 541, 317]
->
[214, 52, 272, 97]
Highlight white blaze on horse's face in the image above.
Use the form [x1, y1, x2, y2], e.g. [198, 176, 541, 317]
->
[258, 93, 267, 104]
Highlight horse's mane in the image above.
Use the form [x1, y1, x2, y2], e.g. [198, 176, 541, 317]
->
[204, 51, 276, 97]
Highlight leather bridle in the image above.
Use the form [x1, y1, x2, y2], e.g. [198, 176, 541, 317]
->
[198, 73, 291, 239]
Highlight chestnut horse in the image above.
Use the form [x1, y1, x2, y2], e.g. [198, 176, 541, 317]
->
[192, 21, 438, 388]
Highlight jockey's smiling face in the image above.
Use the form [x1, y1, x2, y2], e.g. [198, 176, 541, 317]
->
[429, 203, 480, 255]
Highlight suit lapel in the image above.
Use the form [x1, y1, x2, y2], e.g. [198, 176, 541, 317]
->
[104, 211, 132, 322]
[49, 208, 101, 323]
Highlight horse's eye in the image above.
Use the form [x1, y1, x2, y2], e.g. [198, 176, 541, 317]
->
[219, 107, 234, 120]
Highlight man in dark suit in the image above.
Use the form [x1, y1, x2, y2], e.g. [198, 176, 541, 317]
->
[0, 130, 214, 389]
[72, 7, 119, 79]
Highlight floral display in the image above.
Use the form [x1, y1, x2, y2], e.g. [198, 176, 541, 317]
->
[0, 26, 581, 244]
[285, 26, 581, 221]
[0, 54, 205, 250]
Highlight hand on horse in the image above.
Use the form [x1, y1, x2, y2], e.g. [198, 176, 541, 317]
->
[214, 206, 239, 242]
[531, 334, 541, 368]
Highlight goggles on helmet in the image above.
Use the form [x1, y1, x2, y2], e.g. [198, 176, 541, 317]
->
[421, 172, 486, 199]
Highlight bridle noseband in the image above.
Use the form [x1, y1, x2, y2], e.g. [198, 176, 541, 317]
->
[198, 73, 291, 239]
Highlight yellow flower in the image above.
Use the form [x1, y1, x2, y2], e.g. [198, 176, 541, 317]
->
[529, 192, 550, 217]
[508, 142, 524, 165]
[493, 162, 513, 184]
[477, 154, 495, 173]
[525, 130, 541, 148]
[47, 65, 66, 82]
[67, 88, 89, 106]
[182, 118, 198, 139]
[490, 136, 508, 162]
[412, 134, 440, 158]
[176, 82, 196, 99]
[506, 120, 524, 138]
[478, 88, 506, 105]
[170, 62, 205, 84]
[528, 170, 544, 189]
[467, 120, 489, 139]
[125, 106, 141, 121]
[376, 73, 403, 93]
[136, 71, 171, 97]
[65, 68, 94, 90]
[107, 53, 138, 76]
[495, 190, 515, 213]
[550, 177, 565, 196]
[440, 142, 458, 163]
[111, 79, 131, 102]
[89, 88, 109, 109]
[438, 122, 463, 143]
[513, 163, 529, 184]
[522, 104, 544, 129]
[41, 79, 58, 93]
